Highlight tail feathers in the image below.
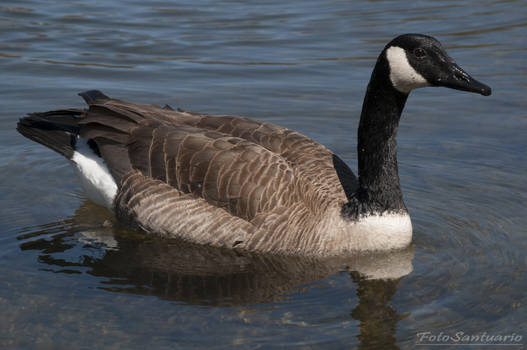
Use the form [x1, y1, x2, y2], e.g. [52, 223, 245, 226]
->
[79, 90, 110, 105]
[17, 110, 83, 159]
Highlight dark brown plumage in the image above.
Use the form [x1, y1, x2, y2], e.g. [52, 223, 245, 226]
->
[52, 91, 359, 255]
[18, 35, 492, 255]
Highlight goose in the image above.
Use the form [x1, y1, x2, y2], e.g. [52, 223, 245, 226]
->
[17, 34, 491, 256]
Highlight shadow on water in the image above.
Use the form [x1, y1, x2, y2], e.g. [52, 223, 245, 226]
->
[17, 201, 414, 348]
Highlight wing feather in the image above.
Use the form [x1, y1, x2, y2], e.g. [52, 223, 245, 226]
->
[75, 94, 358, 252]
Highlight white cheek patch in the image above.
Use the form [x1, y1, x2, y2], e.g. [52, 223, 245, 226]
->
[386, 46, 430, 93]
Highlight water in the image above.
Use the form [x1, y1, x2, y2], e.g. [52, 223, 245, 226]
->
[1, 0, 526, 349]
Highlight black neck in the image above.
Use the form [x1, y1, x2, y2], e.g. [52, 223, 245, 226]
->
[344, 51, 409, 218]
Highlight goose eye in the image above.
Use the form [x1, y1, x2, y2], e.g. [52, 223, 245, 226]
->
[414, 48, 427, 58]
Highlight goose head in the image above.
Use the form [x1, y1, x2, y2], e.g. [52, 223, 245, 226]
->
[383, 34, 491, 96]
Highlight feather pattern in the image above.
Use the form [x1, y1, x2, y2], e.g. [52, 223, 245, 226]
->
[17, 35, 494, 256]
[74, 95, 361, 255]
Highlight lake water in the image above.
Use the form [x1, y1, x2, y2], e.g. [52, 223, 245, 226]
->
[1, 0, 526, 349]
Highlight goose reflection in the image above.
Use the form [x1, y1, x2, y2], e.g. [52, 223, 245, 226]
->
[18, 201, 413, 348]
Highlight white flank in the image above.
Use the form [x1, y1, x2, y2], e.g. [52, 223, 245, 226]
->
[71, 139, 117, 210]
[386, 46, 429, 93]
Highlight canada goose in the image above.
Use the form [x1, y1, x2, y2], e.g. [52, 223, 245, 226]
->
[17, 34, 491, 256]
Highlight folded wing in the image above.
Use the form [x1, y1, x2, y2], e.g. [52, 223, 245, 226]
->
[77, 91, 358, 248]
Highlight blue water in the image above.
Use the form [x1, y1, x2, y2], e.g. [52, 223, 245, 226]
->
[1, 0, 526, 349]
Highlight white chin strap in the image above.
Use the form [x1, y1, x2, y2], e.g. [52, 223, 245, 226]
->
[386, 46, 430, 93]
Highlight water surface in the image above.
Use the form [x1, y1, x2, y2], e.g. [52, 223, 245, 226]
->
[1, 0, 526, 349]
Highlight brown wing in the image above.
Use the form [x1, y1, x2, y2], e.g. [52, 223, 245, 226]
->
[77, 93, 357, 249]
[128, 121, 303, 221]
[83, 97, 358, 201]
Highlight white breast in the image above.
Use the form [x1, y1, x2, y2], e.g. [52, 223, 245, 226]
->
[320, 209, 413, 254]
[352, 213, 413, 250]
[71, 139, 117, 209]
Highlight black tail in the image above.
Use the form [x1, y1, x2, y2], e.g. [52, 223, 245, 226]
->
[17, 109, 83, 159]
[78, 90, 110, 104]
